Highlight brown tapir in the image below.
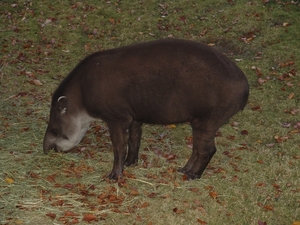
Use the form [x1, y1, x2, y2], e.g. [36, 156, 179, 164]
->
[43, 39, 249, 180]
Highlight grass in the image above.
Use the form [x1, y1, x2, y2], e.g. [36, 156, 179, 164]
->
[1, 0, 299, 224]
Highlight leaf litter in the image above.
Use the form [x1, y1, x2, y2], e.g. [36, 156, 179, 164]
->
[1, 0, 300, 224]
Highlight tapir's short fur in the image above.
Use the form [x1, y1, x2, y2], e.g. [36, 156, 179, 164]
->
[43, 39, 249, 180]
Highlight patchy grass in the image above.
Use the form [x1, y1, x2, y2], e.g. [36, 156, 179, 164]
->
[1, 0, 299, 224]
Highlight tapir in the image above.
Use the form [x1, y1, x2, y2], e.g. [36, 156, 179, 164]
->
[43, 39, 249, 180]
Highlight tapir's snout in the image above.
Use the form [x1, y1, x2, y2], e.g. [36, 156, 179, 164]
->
[43, 135, 56, 154]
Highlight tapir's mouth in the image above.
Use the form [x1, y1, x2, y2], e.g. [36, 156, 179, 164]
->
[43, 144, 59, 154]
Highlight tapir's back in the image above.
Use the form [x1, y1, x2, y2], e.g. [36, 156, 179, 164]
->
[76, 39, 248, 124]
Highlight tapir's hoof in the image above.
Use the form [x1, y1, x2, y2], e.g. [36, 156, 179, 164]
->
[177, 167, 188, 174]
[178, 167, 201, 180]
[107, 171, 123, 181]
[185, 173, 201, 180]
[124, 158, 138, 167]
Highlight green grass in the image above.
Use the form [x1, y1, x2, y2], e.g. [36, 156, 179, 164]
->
[1, 0, 299, 224]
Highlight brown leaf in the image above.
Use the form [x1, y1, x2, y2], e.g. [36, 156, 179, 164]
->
[46, 174, 56, 183]
[251, 105, 262, 112]
[70, 218, 80, 224]
[255, 182, 266, 187]
[64, 211, 79, 217]
[279, 61, 294, 68]
[82, 214, 97, 222]
[255, 67, 263, 77]
[197, 219, 208, 224]
[258, 220, 267, 225]
[274, 135, 289, 143]
[241, 130, 249, 135]
[51, 199, 64, 206]
[139, 202, 150, 208]
[209, 191, 218, 199]
[288, 93, 295, 99]
[136, 215, 142, 221]
[46, 213, 56, 219]
[263, 205, 274, 211]
[189, 188, 200, 193]
[231, 175, 239, 182]
[63, 183, 74, 189]
[284, 108, 299, 115]
[173, 207, 185, 214]
[108, 18, 115, 24]
[227, 135, 235, 140]
[179, 16, 186, 21]
[17, 92, 28, 97]
[182, 174, 188, 181]
[29, 172, 39, 179]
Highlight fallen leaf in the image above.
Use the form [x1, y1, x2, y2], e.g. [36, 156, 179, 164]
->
[255, 182, 266, 187]
[64, 211, 79, 217]
[108, 18, 115, 24]
[197, 219, 208, 224]
[29, 172, 39, 179]
[173, 207, 185, 214]
[283, 22, 290, 27]
[251, 105, 262, 112]
[288, 93, 295, 99]
[280, 122, 291, 128]
[231, 175, 239, 182]
[258, 78, 267, 85]
[209, 191, 218, 199]
[46, 213, 56, 219]
[258, 220, 267, 225]
[63, 183, 74, 189]
[82, 214, 97, 222]
[292, 221, 300, 225]
[263, 205, 274, 211]
[139, 202, 150, 208]
[241, 130, 249, 135]
[33, 79, 43, 86]
[47, 174, 56, 183]
[257, 159, 264, 164]
[255, 67, 263, 77]
[5, 177, 14, 184]
[284, 108, 299, 115]
[289, 130, 299, 134]
[274, 135, 289, 143]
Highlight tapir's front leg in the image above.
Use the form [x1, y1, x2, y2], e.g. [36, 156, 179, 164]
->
[107, 122, 129, 180]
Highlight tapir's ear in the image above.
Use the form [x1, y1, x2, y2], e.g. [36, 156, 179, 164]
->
[57, 96, 68, 114]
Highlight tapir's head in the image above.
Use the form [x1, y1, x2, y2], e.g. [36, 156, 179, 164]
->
[43, 96, 93, 154]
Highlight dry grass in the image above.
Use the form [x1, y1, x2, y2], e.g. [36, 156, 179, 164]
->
[1, 0, 300, 224]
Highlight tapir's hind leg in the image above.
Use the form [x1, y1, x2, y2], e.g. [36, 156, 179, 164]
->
[125, 121, 143, 166]
[178, 117, 217, 180]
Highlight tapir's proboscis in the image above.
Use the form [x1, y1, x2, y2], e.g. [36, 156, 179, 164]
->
[43, 39, 249, 180]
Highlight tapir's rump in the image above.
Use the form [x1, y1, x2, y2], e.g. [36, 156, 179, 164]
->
[43, 39, 249, 180]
